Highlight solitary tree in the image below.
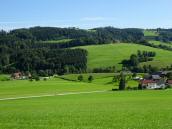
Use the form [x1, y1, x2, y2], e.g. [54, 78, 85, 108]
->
[88, 75, 94, 83]
[78, 75, 83, 81]
[119, 72, 126, 90]
[132, 73, 137, 78]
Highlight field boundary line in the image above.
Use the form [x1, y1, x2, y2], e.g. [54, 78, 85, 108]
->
[0, 90, 109, 101]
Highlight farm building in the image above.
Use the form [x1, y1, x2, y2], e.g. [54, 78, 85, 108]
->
[11, 72, 23, 80]
[11, 72, 31, 80]
[140, 79, 166, 90]
[167, 80, 172, 87]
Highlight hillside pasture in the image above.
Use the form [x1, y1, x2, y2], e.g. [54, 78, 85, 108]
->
[79, 43, 172, 70]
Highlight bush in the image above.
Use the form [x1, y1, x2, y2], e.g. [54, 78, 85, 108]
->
[43, 78, 47, 81]
[32, 74, 40, 81]
[29, 78, 33, 82]
[35, 76, 40, 81]
[88, 75, 94, 82]
[1, 77, 10, 81]
[78, 75, 83, 81]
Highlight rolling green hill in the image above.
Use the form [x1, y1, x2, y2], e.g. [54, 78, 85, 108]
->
[78, 43, 172, 70]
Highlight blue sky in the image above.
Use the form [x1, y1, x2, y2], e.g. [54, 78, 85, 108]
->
[0, 0, 172, 30]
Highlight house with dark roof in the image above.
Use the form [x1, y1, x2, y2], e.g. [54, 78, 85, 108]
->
[151, 75, 161, 80]
[139, 71, 172, 90]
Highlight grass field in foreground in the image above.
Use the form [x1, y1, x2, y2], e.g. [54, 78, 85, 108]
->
[79, 43, 172, 69]
[0, 90, 172, 129]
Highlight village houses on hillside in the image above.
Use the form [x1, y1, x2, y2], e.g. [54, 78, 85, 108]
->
[139, 71, 172, 89]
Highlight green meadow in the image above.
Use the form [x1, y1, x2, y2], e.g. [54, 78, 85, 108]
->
[0, 74, 140, 99]
[0, 75, 172, 129]
[61, 73, 139, 88]
[0, 77, 112, 99]
[0, 79, 172, 129]
[79, 43, 172, 70]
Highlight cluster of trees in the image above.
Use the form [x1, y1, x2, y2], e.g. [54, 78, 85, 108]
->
[0, 27, 145, 49]
[166, 72, 172, 80]
[157, 29, 172, 42]
[77, 75, 94, 82]
[122, 51, 158, 73]
[145, 29, 172, 42]
[0, 46, 87, 75]
[130, 65, 159, 73]
[163, 65, 172, 71]
[122, 50, 156, 67]
[135, 40, 172, 52]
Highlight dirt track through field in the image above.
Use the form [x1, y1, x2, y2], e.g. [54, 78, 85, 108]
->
[0, 90, 109, 101]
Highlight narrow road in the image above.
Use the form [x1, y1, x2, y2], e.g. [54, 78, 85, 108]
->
[0, 90, 109, 101]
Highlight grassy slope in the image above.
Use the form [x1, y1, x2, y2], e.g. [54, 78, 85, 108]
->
[78, 43, 172, 69]
[0, 90, 172, 129]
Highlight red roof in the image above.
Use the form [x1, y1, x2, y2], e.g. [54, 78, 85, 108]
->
[167, 80, 172, 84]
[141, 80, 156, 84]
